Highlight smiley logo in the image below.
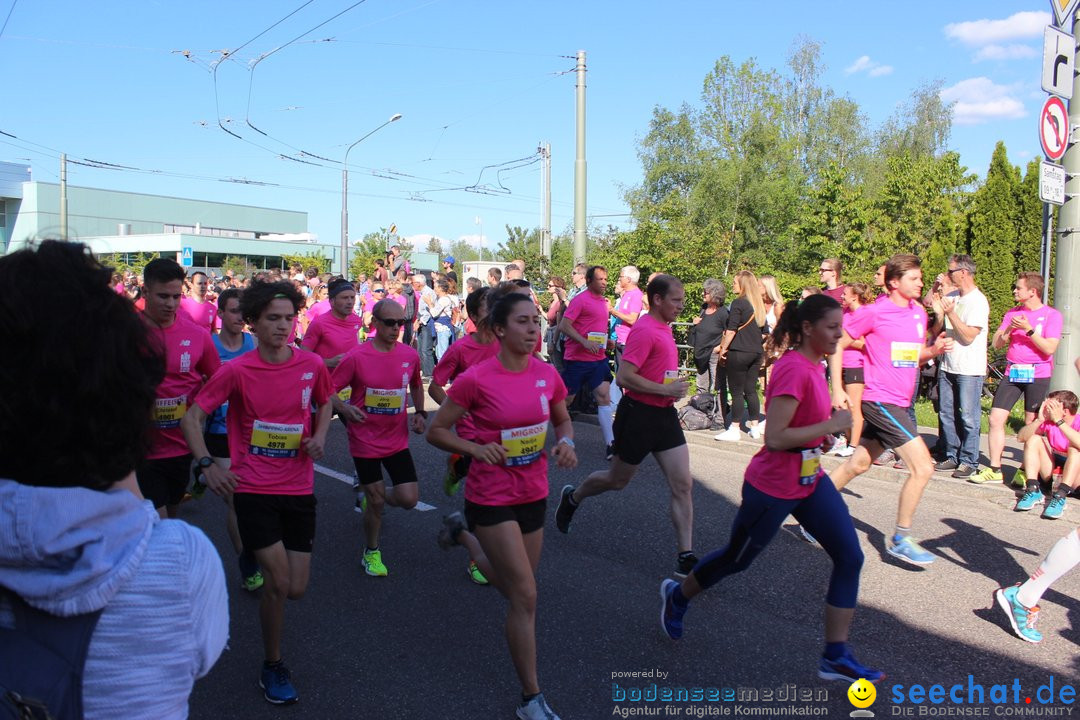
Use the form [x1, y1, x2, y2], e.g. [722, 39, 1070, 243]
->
[848, 678, 876, 708]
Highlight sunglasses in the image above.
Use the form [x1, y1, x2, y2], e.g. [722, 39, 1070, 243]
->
[372, 288, 387, 294]
[376, 317, 407, 328]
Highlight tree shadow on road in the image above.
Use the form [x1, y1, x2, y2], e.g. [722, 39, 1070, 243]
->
[918, 517, 1039, 584]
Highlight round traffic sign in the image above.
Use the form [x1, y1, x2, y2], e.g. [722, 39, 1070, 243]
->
[1040, 95, 1069, 161]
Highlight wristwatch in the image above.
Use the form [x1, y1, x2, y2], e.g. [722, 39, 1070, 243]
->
[1055, 418, 1066, 427]
[1026, 328, 1036, 337]
[197, 456, 214, 470]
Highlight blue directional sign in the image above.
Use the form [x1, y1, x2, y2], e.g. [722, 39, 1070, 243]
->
[181, 246, 193, 267]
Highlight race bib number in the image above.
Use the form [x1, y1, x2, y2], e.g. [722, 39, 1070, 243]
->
[587, 331, 607, 349]
[1008, 364, 1035, 384]
[663, 370, 680, 385]
[501, 422, 547, 467]
[250, 420, 302, 458]
[890, 342, 920, 368]
[337, 386, 353, 403]
[799, 448, 822, 486]
[365, 387, 405, 415]
[154, 396, 187, 428]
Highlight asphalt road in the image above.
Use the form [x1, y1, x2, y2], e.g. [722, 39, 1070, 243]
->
[184, 419, 1080, 719]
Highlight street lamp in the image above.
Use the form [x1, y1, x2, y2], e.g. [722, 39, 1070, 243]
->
[475, 215, 483, 263]
[341, 113, 403, 279]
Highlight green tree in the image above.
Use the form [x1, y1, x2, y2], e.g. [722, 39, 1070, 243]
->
[280, 251, 330, 274]
[425, 235, 444, 255]
[968, 142, 1022, 325]
[1016, 159, 1045, 277]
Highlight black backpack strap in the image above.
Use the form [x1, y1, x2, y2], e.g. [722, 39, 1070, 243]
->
[0, 590, 104, 720]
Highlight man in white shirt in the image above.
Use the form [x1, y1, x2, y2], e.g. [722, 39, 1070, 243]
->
[931, 254, 989, 479]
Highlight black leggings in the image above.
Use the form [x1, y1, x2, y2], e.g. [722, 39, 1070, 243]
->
[726, 349, 762, 429]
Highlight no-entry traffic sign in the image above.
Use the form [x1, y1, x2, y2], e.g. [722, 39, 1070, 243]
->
[1040, 95, 1070, 161]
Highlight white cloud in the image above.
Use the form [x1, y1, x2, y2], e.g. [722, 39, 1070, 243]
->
[944, 11, 1048, 45]
[974, 44, 1038, 61]
[457, 233, 488, 248]
[846, 55, 892, 77]
[939, 77, 1027, 125]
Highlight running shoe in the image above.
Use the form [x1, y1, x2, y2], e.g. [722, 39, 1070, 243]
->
[994, 584, 1043, 643]
[833, 445, 855, 458]
[259, 661, 299, 705]
[241, 571, 264, 592]
[1014, 490, 1044, 512]
[825, 435, 846, 454]
[555, 485, 578, 534]
[934, 458, 959, 472]
[515, 692, 561, 720]
[351, 471, 360, 491]
[674, 552, 699, 578]
[872, 450, 894, 466]
[605, 443, 616, 461]
[444, 454, 464, 496]
[188, 460, 208, 500]
[362, 548, 388, 577]
[885, 535, 935, 566]
[1042, 496, 1066, 520]
[817, 649, 885, 683]
[969, 467, 1003, 485]
[797, 525, 819, 545]
[951, 464, 977, 479]
[437, 512, 466, 549]
[892, 458, 907, 470]
[748, 423, 766, 441]
[659, 579, 686, 640]
[713, 425, 741, 442]
[354, 493, 367, 514]
[1011, 468, 1028, 489]
[466, 561, 489, 585]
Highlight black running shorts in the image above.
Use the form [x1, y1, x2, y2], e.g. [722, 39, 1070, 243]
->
[352, 449, 419, 486]
[464, 498, 546, 534]
[612, 396, 686, 465]
[234, 492, 317, 553]
[136, 454, 192, 509]
[860, 401, 918, 451]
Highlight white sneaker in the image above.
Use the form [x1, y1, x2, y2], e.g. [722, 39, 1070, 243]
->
[748, 422, 765, 440]
[833, 445, 855, 457]
[714, 425, 742, 442]
[516, 692, 561, 720]
[826, 436, 848, 455]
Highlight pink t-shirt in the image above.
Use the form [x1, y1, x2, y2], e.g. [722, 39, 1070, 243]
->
[621, 313, 679, 408]
[194, 349, 332, 495]
[562, 290, 610, 362]
[180, 297, 217, 332]
[844, 297, 927, 407]
[614, 288, 643, 345]
[306, 300, 331, 325]
[331, 341, 421, 458]
[432, 334, 501, 440]
[448, 356, 567, 506]
[303, 311, 363, 361]
[841, 306, 868, 370]
[144, 314, 221, 459]
[745, 351, 831, 500]
[1039, 415, 1080, 454]
[999, 305, 1062, 379]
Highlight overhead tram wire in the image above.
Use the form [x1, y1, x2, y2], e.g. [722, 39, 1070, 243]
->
[0, 0, 18, 40]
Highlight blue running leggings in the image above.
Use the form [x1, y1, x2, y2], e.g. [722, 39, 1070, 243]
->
[693, 476, 863, 608]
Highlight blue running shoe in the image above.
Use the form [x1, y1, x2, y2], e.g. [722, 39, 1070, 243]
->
[660, 579, 686, 640]
[994, 584, 1042, 643]
[1042, 496, 1066, 519]
[818, 649, 885, 683]
[259, 661, 299, 705]
[886, 535, 934, 566]
[1015, 490, 1043, 512]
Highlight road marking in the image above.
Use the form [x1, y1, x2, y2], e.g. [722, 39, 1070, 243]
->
[314, 463, 437, 511]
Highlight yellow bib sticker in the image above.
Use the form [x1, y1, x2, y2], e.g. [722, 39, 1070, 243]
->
[365, 387, 405, 415]
[587, 331, 607, 349]
[799, 448, 822, 486]
[890, 342, 920, 368]
[337, 386, 353, 403]
[250, 420, 303, 458]
[663, 370, 680, 385]
[501, 422, 547, 467]
[154, 396, 187, 428]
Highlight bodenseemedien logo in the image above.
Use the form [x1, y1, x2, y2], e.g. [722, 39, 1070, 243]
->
[848, 678, 876, 717]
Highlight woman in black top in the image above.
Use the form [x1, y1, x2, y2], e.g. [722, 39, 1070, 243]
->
[691, 278, 730, 418]
[715, 270, 766, 441]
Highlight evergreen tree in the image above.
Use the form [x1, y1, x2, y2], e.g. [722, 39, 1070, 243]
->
[968, 142, 1022, 325]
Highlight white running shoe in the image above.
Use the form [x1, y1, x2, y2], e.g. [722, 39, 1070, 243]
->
[748, 422, 765, 440]
[833, 445, 855, 457]
[826, 436, 848, 455]
[714, 425, 742, 442]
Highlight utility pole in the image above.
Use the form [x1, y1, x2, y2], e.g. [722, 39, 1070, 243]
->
[573, 50, 587, 266]
[539, 142, 551, 259]
[1053, 11, 1080, 394]
[59, 153, 68, 240]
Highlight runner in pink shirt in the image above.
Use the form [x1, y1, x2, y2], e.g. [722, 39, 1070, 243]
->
[558, 265, 617, 457]
[180, 270, 217, 331]
[331, 299, 426, 578]
[301, 279, 362, 369]
[182, 280, 332, 706]
[975, 272, 1063, 486]
[1012, 391, 1080, 519]
[824, 254, 951, 566]
[661, 293, 884, 686]
[426, 292, 576, 720]
[556, 275, 697, 577]
[137, 258, 221, 519]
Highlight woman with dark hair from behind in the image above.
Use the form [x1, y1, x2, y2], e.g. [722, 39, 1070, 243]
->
[691, 278, 730, 421]
[0, 240, 228, 719]
[660, 293, 884, 686]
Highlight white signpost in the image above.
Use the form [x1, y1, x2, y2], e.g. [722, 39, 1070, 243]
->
[1040, 160, 1066, 205]
[1043, 26, 1076, 99]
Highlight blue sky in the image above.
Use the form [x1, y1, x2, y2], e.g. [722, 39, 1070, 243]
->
[0, 1, 1057, 253]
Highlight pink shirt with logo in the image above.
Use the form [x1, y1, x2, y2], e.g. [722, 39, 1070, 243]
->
[841, 306, 868, 370]
[745, 351, 831, 500]
[1039, 415, 1080, 455]
[432, 334, 500, 440]
[303, 311, 363, 361]
[194, 349, 332, 495]
[448, 356, 567, 506]
[180, 297, 217, 332]
[562, 290, 610, 362]
[145, 314, 221, 459]
[621, 313, 679, 408]
[999, 305, 1062, 379]
[844, 297, 927, 407]
[331, 342, 421, 458]
[306, 300, 331, 326]
[613, 288, 643, 345]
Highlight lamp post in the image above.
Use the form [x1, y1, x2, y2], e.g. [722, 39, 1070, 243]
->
[341, 113, 402, 279]
[475, 215, 483, 263]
